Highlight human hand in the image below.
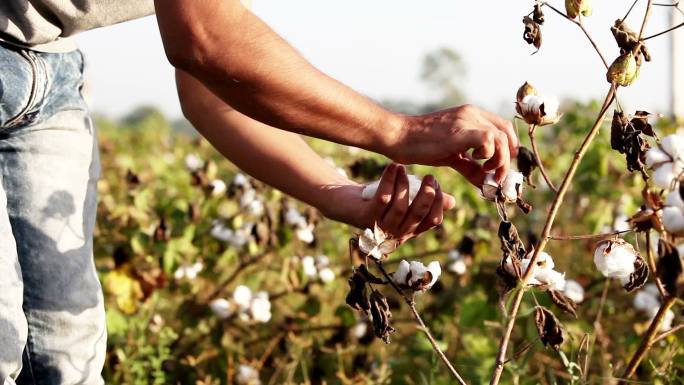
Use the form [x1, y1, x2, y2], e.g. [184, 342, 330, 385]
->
[387, 105, 518, 186]
[322, 163, 455, 244]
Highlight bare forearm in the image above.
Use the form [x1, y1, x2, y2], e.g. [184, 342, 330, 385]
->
[176, 70, 356, 214]
[157, 0, 403, 157]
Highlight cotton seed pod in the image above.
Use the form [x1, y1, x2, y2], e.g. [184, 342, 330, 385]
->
[607, 53, 640, 87]
[516, 82, 538, 104]
[565, 0, 592, 19]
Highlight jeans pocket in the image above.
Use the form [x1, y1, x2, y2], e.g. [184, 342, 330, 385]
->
[0, 46, 38, 129]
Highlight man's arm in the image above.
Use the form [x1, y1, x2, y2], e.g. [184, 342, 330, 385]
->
[176, 70, 454, 238]
[155, 0, 518, 184]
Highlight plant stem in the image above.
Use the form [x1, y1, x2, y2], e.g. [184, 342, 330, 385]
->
[618, 296, 676, 384]
[543, 2, 609, 68]
[528, 124, 558, 192]
[489, 85, 617, 385]
[639, 0, 655, 39]
[208, 252, 270, 299]
[643, 21, 684, 40]
[375, 262, 467, 385]
[548, 229, 631, 241]
[644, 231, 669, 298]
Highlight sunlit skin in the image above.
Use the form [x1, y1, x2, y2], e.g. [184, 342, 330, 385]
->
[177, 71, 455, 242]
[155, 0, 518, 185]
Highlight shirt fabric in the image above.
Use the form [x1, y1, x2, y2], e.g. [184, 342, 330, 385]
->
[0, 1, 155, 52]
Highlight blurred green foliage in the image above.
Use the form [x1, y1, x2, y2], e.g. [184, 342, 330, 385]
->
[95, 99, 684, 384]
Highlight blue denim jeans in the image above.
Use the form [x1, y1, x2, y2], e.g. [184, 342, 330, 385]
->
[0, 44, 105, 385]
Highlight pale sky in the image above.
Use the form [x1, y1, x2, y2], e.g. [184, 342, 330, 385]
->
[74, 0, 680, 120]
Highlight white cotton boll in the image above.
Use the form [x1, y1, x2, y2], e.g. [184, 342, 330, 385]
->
[645, 147, 671, 168]
[613, 214, 631, 232]
[301, 256, 317, 277]
[425, 261, 442, 288]
[296, 225, 315, 244]
[233, 173, 250, 188]
[285, 208, 307, 228]
[593, 241, 637, 279]
[447, 250, 467, 275]
[250, 297, 272, 323]
[228, 226, 252, 248]
[521, 94, 543, 115]
[501, 171, 524, 202]
[633, 289, 660, 312]
[246, 200, 265, 217]
[564, 280, 585, 303]
[659, 309, 675, 332]
[652, 162, 677, 190]
[661, 134, 684, 159]
[392, 260, 411, 286]
[644, 283, 660, 297]
[352, 322, 368, 339]
[184, 154, 204, 172]
[536, 252, 555, 270]
[541, 95, 560, 117]
[209, 180, 227, 196]
[535, 268, 566, 291]
[236, 365, 261, 385]
[240, 189, 257, 208]
[233, 285, 253, 310]
[210, 222, 234, 243]
[319, 268, 336, 283]
[361, 174, 423, 204]
[209, 299, 233, 319]
[408, 261, 429, 287]
[315, 255, 330, 268]
[666, 190, 684, 211]
[663, 206, 684, 234]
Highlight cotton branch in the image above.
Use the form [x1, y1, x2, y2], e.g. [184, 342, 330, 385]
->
[542, 2, 610, 68]
[375, 262, 468, 385]
[618, 296, 677, 384]
[528, 124, 557, 192]
[488, 85, 617, 385]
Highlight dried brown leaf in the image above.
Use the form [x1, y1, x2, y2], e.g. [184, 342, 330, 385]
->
[535, 306, 564, 350]
[548, 290, 578, 318]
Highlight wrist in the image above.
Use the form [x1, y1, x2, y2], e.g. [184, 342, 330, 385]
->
[316, 181, 366, 228]
[375, 111, 410, 161]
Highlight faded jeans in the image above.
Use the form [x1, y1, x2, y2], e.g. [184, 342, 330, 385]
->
[0, 43, 105, 384]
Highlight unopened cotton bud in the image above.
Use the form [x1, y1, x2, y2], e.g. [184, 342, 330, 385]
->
[607, 53, 640, 87]
[566, 0, 592, 19]
[663, 206, 684, 234]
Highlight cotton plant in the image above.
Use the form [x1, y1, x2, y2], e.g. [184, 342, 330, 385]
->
[515, 82, 562, 127]
[208, 179, 227, 197]
[391, 260, 442, 291]
[209, 285, 272, 324]
[184, 153, 204, 172]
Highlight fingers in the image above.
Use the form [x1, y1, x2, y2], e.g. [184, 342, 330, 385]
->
[451, 153, 487, 186]
[478, 109, 519, 157]
[482, 131, 511, 182]
[371, 163, 399, 220]
[413, 181, 444, 236]
[379, 165, 410, 233]
[397, 175, 437, 238]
